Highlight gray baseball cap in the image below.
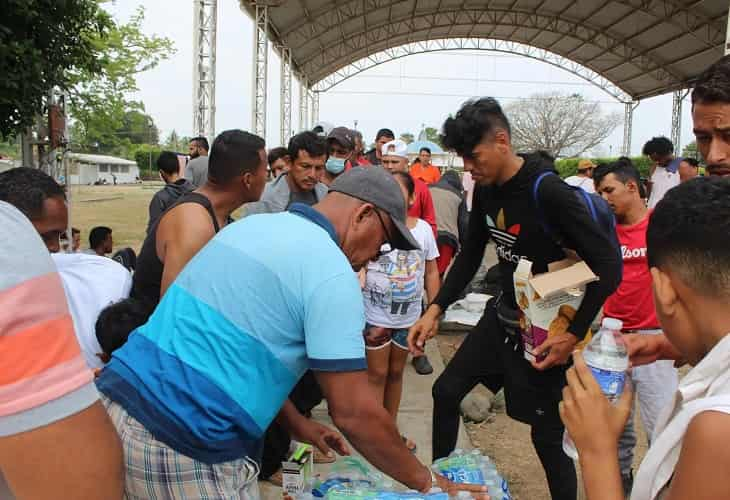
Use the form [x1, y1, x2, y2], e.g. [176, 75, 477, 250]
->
[329, 166, 420, 251]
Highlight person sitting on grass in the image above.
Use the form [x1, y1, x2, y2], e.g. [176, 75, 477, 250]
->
[362, 172, 440, 454]
[561, 177, 730, 500]
[86, 226, 113, 256]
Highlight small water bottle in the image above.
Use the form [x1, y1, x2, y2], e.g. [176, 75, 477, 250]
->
[563, 317, 627, 460]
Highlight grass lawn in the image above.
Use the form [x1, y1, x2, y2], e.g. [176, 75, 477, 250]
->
[69, 183, 162, 252]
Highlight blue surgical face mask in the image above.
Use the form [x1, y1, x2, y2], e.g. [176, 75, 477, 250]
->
[326, 157, 346, 174]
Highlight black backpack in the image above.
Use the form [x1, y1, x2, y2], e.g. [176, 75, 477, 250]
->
[532, 171, 621, 258]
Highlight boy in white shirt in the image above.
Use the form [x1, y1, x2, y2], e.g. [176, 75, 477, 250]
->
[643, 136, 680, 209]
[561, 177, 730, 500]
[564, 159, 596, 193]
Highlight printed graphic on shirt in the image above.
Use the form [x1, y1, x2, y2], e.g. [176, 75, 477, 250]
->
[368, 250, 421, 315]
[487, 209, 525, 264]
[621, 245, 647, 260]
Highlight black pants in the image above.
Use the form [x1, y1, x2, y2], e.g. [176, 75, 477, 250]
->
[260, 371, 324, 479]
[432, 300, 577, 500]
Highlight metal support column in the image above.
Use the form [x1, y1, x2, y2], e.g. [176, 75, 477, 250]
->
[279, 46, 292, 143]
[671, 90, 683, 152]
[622, 101, 635, 156]
[299, 75, 309, 132]
[252, 3, 269, 139]
[312, 91, 320, 127]
[192, 0, 218, 141]
[726, 3, 730, 55]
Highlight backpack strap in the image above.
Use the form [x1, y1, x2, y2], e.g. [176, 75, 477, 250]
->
[532, 171, 601, 247]
[531, 171, 558, 238]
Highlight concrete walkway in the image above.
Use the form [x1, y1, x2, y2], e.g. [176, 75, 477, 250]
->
[260, 340, 472, 498]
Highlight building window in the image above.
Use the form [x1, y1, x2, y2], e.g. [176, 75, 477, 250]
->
[98, 164, 109, 173]
[120, 165, 130, 174]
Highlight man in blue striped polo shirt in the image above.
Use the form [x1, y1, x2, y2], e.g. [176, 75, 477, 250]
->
[97, 167, 487, 499]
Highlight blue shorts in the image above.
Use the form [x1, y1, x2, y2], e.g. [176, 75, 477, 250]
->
[364, 323, 409, 350]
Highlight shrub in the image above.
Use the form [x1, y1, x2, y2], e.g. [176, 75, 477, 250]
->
[555, 156, 652, 179]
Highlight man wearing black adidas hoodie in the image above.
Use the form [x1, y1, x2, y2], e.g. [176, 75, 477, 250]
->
[409, 98, 622, 500]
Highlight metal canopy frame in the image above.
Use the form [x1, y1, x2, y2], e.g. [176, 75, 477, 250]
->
[279, 46, 292, 142]
[192, 0, 218, 141]
[311, 38, 632, 103]
[252, 3, 269, 139]
[230, 0, 728, 147]
[299, 75, 309, 133]
[265, 0, 727, 101]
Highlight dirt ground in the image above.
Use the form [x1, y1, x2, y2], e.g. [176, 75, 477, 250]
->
[437, 332, 650, 500]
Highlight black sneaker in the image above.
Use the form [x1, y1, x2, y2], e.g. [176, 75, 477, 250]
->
[621, 470, 634, 497]
[413, 355, 434, 375]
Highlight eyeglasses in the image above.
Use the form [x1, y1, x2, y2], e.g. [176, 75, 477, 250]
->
[373, 209, 393, 258]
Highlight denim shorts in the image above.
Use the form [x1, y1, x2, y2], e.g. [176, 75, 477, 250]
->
[364, 323, 409, 350]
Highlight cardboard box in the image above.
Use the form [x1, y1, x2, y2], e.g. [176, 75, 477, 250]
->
[514, 258, 597, 363]
[282, 443, 313, 499]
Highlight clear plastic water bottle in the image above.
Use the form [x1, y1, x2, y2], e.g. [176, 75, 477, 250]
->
[563, 317, 627, 460]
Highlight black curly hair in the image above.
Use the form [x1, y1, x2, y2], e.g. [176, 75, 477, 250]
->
[0, 167, 65, 220]
[648, 177, 730, 298]
[692, 55, 730, 106]
[440, 97, 512, 158]
[642, 136, 674, 157]
[95, 298, 154, 359]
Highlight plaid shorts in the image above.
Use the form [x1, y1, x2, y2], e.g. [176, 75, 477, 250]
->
[102, 396, 260, 500]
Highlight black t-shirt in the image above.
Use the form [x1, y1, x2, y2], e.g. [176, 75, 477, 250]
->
[434, 153, 622, 339]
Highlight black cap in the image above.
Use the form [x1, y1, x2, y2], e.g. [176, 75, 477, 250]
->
[327, 127, 355, 150]
[329, 167, 420, 251]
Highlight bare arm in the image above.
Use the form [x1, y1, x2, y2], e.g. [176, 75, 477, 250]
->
[664, 411, 730, 500]
[424, 259, 440, 305]
[275, 399, 349, 457]
[0, 402, 124, 499]
[624, 333, 683, 366]
[560, 352, 633, 500]
[315, 370, 431, 491]
[156, 205, 216, 297]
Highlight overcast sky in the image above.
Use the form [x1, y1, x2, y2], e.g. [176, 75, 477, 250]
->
[107, 1, 696, 157]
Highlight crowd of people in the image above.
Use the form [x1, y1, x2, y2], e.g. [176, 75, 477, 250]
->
[1, 54, 730, 500]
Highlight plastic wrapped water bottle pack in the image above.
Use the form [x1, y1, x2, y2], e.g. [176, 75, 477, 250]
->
[303, 451, 511, 500]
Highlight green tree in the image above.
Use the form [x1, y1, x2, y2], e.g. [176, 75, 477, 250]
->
[423, 127, 441, 146]
[68, 6, 175, 156]
[0, 0, 112, 138]
[119, 108, 159, 145]
[164, 130, 191, 153]
[399, 132, 414, 144]
[682, 141, 700, 160]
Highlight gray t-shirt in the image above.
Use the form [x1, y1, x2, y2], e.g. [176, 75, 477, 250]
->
[288, 189, 317, 208]
[184, 156, 209, 188]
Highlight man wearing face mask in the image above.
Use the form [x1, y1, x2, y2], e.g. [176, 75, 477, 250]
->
[323, 127, 356, 186]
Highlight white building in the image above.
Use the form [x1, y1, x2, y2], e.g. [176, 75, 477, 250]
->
[67, 153, 140, 185]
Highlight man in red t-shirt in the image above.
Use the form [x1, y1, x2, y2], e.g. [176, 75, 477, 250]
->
[594, 159, 679, 494]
